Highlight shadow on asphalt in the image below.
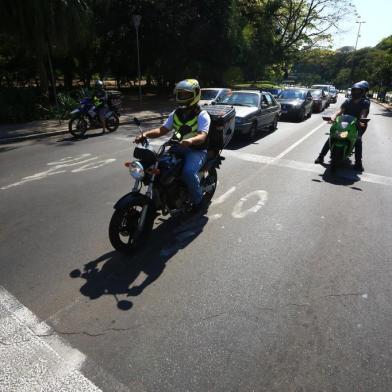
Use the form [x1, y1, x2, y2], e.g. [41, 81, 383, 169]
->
[70, 212, 208, 311]
[373, 109, 392, 118]
[312, 162, 362, 189]
[226, 130, 273, 150]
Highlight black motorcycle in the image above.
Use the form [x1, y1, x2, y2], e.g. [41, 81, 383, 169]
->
[108, 119, 223, 254]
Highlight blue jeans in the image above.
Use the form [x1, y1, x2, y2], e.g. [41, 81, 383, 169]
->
[173, 146, 207, 205]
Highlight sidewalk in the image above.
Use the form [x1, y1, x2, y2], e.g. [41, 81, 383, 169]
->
[0, 98, 174, 144]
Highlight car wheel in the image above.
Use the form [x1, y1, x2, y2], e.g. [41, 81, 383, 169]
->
[248, 123, 257, 140]
[307, 108, 312, 118]
[269, 116, 278, 132]
[298, 109, 305, 122]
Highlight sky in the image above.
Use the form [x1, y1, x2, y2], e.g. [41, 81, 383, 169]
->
[332, 0, 392, 49]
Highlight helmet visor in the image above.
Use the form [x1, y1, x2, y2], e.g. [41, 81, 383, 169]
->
[176, 89, 194, 101]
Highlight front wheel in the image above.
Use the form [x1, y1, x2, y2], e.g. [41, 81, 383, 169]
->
[69, 116, 88, 137]
[106, 114, 119, 132]
[109, 203, 155, 254]
[330, 146, 344, 172]
[270, 116, 278, 132]
[201, 167, 218, 204]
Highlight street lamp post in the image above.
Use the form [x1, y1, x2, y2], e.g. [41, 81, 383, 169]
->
[132, 15, 142, 104]
[350, 18, 366, 83]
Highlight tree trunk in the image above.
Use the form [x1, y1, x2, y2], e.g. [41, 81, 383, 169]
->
[37, 57, 49, 96]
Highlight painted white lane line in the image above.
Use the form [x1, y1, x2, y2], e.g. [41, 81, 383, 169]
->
[211, 186, 236, 205]
[0, 286, 101, 391]
[224, 150, 392, 187]
[275, 122, 326, 159]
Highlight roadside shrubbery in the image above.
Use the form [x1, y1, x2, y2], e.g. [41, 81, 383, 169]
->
[0, 87, 94, 124]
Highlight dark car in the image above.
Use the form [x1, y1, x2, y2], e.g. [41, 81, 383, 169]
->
[276, 88, 313, 121]
[310, 88, 327, 112]
[219, 90, 280, 139]
[261, 87, 284, 98]
[329, 86, 338, 103]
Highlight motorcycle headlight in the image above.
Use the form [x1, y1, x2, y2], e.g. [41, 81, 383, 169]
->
[339, 131, 348, 139]
[129, 160, 144, 180]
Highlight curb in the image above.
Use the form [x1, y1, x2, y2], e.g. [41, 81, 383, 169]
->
[370, 99, 392, 112]
[0, 113, 169, 145]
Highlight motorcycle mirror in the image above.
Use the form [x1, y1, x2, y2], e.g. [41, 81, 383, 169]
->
[322, 116, 331, 122]
[133, 117, 141, 126]
[360, 118, 370, 123]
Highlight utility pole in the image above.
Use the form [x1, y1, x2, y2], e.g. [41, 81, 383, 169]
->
[132, 15, 142, 104]
[350, 19, 366, 83]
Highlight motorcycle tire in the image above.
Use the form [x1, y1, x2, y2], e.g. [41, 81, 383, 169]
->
[69, 116, 88, 138]
[201, 167, 218, 203]
[106, 114, 119, 133]
[109, 202, 155, 254]
[330, 147, 344, 172]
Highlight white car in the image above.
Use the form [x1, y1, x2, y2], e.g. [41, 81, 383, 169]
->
[199, 88, 232, 106]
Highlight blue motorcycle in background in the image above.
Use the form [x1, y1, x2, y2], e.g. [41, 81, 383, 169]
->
[68, 95, 120, 137]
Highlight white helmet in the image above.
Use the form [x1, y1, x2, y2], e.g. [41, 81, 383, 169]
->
[174, 79, 201, 107]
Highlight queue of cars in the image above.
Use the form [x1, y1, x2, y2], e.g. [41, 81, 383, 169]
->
[200, 82, 338, 140]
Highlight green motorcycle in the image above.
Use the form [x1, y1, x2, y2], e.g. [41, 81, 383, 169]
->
[322, 115, 370, 172]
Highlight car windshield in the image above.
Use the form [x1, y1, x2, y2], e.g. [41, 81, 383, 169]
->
[201, 90, 219, 100]
[220, 92, 259, 107]
[312, 85, 329, 93]
[278, 89, 306, 99]
[264, 88, 280, 95]
[310, 89, 322, 98]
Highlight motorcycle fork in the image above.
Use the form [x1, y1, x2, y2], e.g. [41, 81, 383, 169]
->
[136, 162, 158, 233]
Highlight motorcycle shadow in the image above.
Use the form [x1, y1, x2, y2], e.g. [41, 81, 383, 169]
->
[59, 129, 106, 143]
[70, 212, 209, 310]
[314, 162, 361, 188]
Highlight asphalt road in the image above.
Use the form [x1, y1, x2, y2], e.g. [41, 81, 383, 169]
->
[1, 95, 392, 391]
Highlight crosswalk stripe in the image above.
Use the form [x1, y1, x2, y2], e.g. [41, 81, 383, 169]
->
[0, 286, 102, 392]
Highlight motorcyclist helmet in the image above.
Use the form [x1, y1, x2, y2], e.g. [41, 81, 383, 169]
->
[351, 82, 364, 100]
[359, 80, 369, 91]
[95, 80, 104, 89]
[174, 79, 201, 108]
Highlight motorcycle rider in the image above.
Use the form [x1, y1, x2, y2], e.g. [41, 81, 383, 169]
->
[314, 81, 370, 171]
[135, 79, 211, 212]
[92, 80, 108, 133]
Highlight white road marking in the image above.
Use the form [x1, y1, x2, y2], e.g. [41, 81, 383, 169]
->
[224, 150, 392, 187]
[275, 122, 326, 159]
[0, 286, 101, 391]
[232, 190, 268, 219]
[71, 159, 116, 173]
[211, 186, 236, 205]
[47, 154, 92, 166]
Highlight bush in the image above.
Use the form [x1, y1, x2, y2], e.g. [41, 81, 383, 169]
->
[0, 87, 45, 123]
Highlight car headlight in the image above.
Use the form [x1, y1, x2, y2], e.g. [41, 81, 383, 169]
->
[129, 160, 144, 179]
[338, 131, 348, 139]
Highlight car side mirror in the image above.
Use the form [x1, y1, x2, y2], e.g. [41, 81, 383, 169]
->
[261, 103, 268, 109]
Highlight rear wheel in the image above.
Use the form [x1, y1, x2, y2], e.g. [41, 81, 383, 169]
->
[109, 203, 155, 254]
[69, 116, 88, 137]
[106, 114, 119, 132]
[201, 167, 218, 203]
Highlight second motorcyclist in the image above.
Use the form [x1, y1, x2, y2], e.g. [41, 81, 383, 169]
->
[314, 81, 370, 171]
[92, 80, 109, 133]
[134, 79, 211, 212]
